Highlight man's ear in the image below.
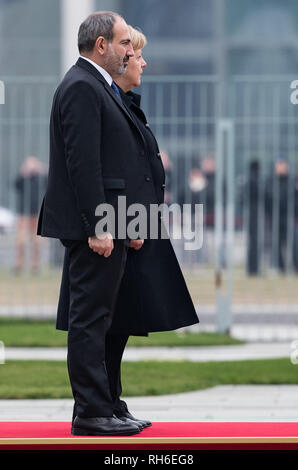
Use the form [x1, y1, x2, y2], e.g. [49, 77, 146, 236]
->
[95, 36, 107, 56]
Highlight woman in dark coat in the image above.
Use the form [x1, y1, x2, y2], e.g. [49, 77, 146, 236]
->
[56, 26, 199, 421]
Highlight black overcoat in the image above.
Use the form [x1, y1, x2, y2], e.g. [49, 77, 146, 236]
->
[56, 90, 199, 335]
[37, 57, 159, 240]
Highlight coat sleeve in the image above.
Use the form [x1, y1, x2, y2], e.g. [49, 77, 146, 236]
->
[59, 80, 106, 237]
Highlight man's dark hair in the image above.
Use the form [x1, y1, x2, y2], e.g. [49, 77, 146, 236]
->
[78, 11, 121, 53]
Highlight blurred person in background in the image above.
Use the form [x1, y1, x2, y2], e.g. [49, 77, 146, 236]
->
[187, 166, 207, 213]
[293, 172, 298, 272]
[265, 159, 290, 273]
[201, 156, 216, 231]
[200, 156, 216, 265]
[14, 156, 47, 274]
[160, 150, 173, 204]
[177, 163, 206, 265]
[159, 149, 173, 234]
[246, 159, 261, 276]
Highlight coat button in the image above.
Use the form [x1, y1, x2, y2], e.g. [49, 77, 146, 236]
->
[157, 152, 161, 158]
[161, 183, 166, 189]
[145, 123, 150, 128]
[145, 175, 151, 182]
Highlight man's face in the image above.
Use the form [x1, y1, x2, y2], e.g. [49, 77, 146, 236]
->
[103, 18, 134, 77]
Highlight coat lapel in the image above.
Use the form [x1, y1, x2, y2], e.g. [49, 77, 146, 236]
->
[123, 90, 161, 152]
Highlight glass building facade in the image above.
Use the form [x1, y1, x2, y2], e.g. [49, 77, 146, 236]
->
[1, 0, 298, 77]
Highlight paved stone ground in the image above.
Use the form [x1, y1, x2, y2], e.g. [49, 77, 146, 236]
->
[3, 341, 294, 361]
[0, 385, 298, 422]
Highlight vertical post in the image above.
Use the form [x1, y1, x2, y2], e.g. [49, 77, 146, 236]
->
[214, 0, 234, 333]
[0, 79, 4, 209]
[215, 119, 235, 334]
[214, 0, 227, 116]
[60, 0, 95, 77]
[0, 80, 4, 105]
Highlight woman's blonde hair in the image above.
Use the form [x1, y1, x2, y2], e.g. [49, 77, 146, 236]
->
[128, 25, 147, 50]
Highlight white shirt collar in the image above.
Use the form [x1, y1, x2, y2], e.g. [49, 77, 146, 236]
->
[79, 56, 113, 86]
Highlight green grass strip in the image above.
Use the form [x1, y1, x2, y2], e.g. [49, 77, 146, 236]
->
[0, 358, 295, 399]
[0, 318, 244, 347]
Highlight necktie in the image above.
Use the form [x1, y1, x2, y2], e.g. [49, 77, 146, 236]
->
[111, 81, 122, 103]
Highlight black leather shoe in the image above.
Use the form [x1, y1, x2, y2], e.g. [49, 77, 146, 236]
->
[115, 410, 152, 429]
[113, 414, 145, 431]
[71, 416, 141, 436]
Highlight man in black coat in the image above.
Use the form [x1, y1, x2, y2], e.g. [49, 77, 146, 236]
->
[37, 11, 158, 436]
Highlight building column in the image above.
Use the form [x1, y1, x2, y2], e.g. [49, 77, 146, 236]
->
[60, 0, 95, 76]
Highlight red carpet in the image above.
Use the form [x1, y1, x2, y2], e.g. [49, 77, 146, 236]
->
[0, 421, 298, 450]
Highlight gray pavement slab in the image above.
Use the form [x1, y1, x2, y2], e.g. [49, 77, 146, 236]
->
[2, 341, 293, 362]
[0, 385, 298, 422]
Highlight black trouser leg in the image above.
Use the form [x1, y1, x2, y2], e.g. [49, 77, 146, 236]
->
[67, 238, 129, 418]
[105, 332, 130, 414]
[71, 334, 130, 421]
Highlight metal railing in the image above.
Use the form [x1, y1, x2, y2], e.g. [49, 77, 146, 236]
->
[1, 74, 298, 339]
